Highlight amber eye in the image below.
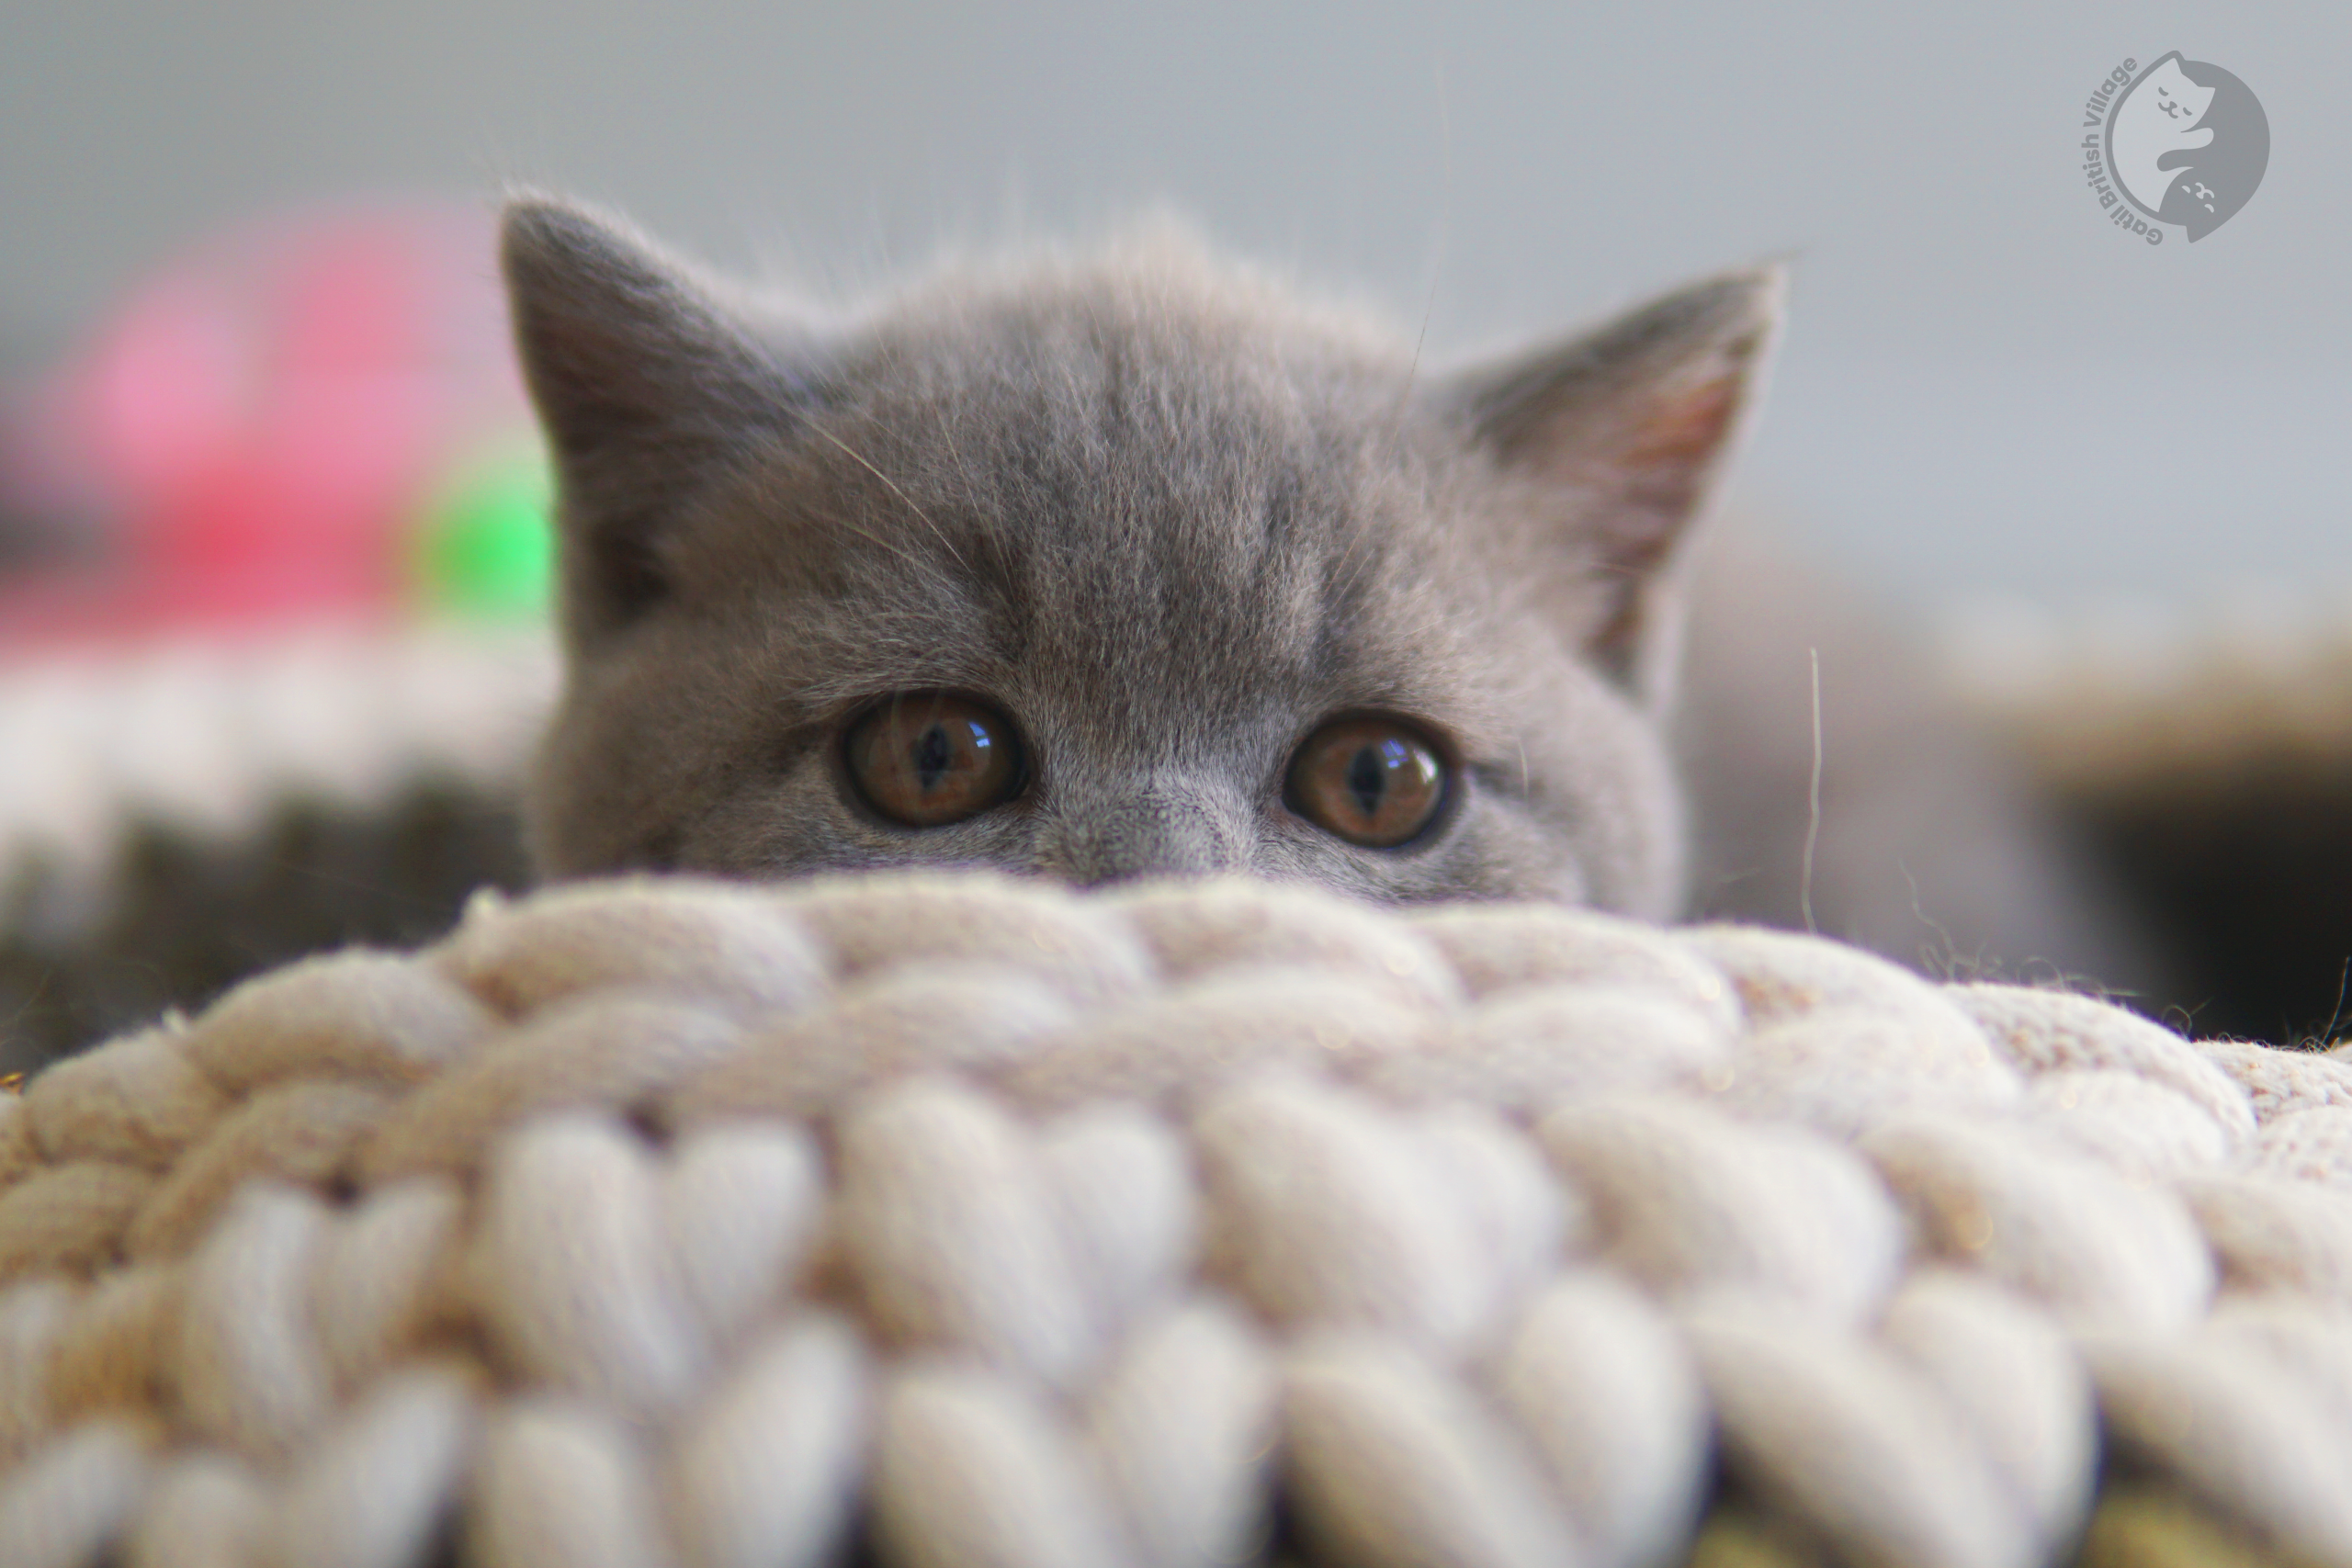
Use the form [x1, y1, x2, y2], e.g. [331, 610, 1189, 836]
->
[1284, 716, 1449, 848]
[844, 694, 1025, 827]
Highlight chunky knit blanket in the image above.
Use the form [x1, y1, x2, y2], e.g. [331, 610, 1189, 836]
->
[1, 872, 2347, 1568]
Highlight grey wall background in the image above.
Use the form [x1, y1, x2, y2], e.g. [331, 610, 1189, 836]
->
[6, 0, 2345, 614]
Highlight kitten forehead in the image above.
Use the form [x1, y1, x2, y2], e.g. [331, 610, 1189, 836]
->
[684, 233, 1492, 745]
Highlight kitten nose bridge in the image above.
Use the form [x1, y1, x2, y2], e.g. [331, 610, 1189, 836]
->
[1042, 784, 1250, 887]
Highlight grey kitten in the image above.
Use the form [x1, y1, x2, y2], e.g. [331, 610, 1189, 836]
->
[501, 197, 1779, 919]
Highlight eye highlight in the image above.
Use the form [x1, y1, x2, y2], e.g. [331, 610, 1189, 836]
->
[844, 694, 1025, 827]
[1285, 716, 1449, 848]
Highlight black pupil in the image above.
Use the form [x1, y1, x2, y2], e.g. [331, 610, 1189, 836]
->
[1346, 745, 1386, 818]
[914, 723, 955, 792]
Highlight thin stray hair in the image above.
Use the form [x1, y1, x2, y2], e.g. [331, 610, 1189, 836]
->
[808, 423, 969, 573]
[1801, 646, 1822, 936]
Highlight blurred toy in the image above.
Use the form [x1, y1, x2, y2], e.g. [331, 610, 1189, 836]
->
[0, 200, 551, 652]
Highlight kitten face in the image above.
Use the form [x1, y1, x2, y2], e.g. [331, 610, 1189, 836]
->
[503, 202, 1779, 918]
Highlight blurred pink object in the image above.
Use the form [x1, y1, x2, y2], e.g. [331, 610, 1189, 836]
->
[0, 199, 534, 650]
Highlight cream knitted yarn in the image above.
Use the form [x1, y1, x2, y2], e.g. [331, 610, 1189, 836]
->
[2, 871, 2349, 1568]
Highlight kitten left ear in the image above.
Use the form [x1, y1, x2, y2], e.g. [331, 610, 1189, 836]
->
[501, 195, 809, 636]
[1440, 265, 1785, 704]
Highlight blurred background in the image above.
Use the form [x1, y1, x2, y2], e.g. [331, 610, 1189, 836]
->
[1, 0, 2347, 1062]
[6, 0, 2346, 609]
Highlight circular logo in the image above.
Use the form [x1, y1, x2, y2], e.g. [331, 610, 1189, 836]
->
[2094, 52, 2270, 243]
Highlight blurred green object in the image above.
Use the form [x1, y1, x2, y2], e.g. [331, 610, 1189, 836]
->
[413, 446, 555, 618]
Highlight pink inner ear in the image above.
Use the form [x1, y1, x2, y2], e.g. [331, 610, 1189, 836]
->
[1623, 373, 1740, 473]
[1590, 367, 1749, 571]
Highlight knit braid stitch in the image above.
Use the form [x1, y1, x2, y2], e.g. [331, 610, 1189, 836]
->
[0, 872, 2347, 1568]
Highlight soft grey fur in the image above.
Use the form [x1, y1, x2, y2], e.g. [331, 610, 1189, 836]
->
[502, 198, 1780, 919]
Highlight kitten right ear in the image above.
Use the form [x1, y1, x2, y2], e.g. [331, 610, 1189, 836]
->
[1438, 265, 1784, 706]
[501, 197, 801, 630]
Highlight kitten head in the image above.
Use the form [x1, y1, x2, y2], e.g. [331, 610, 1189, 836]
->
[503, 197, 1781, 917]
